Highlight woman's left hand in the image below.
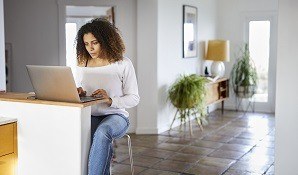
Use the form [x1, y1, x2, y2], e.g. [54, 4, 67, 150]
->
[91, 89, 112, 106]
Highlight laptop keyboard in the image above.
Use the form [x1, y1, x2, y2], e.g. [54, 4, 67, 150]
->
[80, 96, 102, 102]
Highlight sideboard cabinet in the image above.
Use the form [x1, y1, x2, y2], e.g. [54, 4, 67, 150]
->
[0, 122, 17, 175]
[206, 78, 229, 113]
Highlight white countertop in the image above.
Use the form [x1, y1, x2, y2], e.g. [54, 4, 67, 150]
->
[0, 92, 108, 108]
[0, 116, 17, 126]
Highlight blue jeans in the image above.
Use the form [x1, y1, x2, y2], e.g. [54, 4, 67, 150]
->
[88, 114, 130, 175]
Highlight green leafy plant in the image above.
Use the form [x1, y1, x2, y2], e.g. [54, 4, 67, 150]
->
[230, 43, 258, 98]
[168, 74, 207, 132]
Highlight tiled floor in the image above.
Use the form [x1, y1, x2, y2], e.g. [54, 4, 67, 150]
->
[111, 110, 275, 175]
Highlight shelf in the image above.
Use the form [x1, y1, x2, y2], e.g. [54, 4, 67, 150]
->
[206, 78, 229, 114]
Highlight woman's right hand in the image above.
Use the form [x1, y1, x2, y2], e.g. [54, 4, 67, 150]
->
[77, 87, 86, 97]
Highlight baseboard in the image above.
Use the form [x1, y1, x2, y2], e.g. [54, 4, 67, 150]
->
[222, 104, 236, 110]
[127, 126, 136, 134]
[157, 124, 175, 134]
[221, 104, 275, 113]
[135, 115, 199, 134]
[135, 127, 160, 134]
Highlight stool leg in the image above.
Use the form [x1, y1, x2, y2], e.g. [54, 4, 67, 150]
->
[125, 134, 134, 175]
[110, 140, 115, 174]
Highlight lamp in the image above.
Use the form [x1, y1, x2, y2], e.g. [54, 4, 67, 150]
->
[205, 40, 230, 77]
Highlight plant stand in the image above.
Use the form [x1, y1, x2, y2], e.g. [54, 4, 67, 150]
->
[169, 109, 204, 136]
[235, 96, 255, 114]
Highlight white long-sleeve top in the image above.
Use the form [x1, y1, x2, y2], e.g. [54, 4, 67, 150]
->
[76, 57, 140, 117]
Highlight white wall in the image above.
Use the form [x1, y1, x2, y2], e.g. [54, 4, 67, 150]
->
[0, 0, 5, 90]
[4, 0, 138, 132]
[4, 0, 60, 92]
[217, 0, 278, 112]
[5, 0, 137, 92]
[136, 0, 159, 134]
[157, 0, 218, 132]
[136, 0, 217, 134]
[275, 0, 298, 174]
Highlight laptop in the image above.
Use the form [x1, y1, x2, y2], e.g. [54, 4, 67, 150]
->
[26, 65, 102, 103]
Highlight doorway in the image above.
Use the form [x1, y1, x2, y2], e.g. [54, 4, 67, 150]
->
[63, 5, 114, 80]
[243, 12, 278, 113]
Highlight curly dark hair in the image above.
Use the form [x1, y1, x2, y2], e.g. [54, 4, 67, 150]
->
[75, 18, 125, 65]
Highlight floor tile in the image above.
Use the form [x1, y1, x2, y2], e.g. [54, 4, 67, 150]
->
[236, 132, 266, 140]
[136, 135, 171, 143]
[229, 160, 271, 174]
[223, 169, 262, 175]
[138, 169, 180, 175]
[166, 137, 192, 145]
[179, 146, 214, 156]
[198, 156, 236, 167]
[113, 153, 130, 163]
[115, 145, 148, 155]
[261, 135, 275, 142]
[209, 149, 245, 159]
[218, 143, 253, 153]
[166, 152, 204, 163]
[186, 164, 227, 175]
[111, 110, 275, 174]
[256, 140, 275, 148]
[111, 164, 146, 175]
[190, 140, 223, 149]
[151, 160, 193, 172]
[239, 153, 274, 165]
[154, 142, 185, 151]
[265, 164, 274, 174]
[139, 149, 175, 159]
[228, 138, 258, 146]
[216, 129, 242, 137]
[249, 146, 275, 156]
[121, 155, 162, 167]
[202, 134, 234, 143]
[131, 140, 160, 148]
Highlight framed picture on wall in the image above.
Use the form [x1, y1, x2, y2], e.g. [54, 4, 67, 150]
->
[183, 5, 197, 58]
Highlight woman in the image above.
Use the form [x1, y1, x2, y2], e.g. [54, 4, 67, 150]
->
[75, 18, 139, 175]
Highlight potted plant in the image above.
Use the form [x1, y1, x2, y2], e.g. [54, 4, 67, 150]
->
[168, 74, 207, 134]
[230, 43, 258, 98]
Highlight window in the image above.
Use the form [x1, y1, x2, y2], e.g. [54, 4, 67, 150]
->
[248, 21, 270, 102]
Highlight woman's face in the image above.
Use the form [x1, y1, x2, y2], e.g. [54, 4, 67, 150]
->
[83, 33, 101, 59]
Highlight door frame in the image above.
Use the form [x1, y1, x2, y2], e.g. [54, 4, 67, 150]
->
[242, 11, 278, 113]
[57, 0, 116, 66]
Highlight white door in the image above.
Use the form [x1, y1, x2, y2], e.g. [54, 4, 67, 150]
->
[243, 12, 277, 113]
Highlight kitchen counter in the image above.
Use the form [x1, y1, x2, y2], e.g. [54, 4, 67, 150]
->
[0, 116, 17, 126]
[0, 92, 108, 108]
[0, 92, 107, 175]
